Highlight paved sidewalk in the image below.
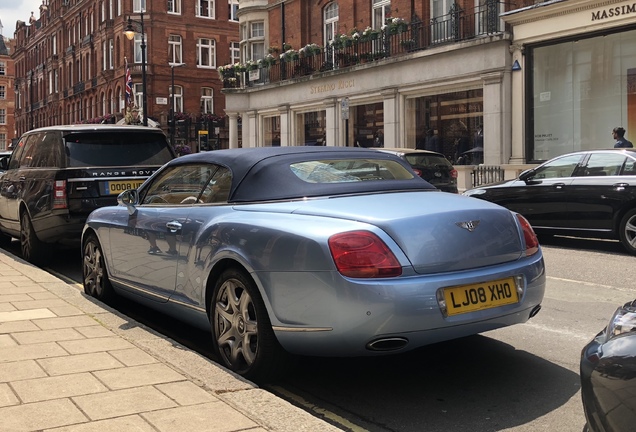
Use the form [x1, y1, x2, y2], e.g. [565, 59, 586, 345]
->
[0, 249, 343, 432]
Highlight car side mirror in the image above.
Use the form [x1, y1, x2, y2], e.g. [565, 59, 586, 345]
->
[117, 189, 139, 215]
[518, 169, 535, 181]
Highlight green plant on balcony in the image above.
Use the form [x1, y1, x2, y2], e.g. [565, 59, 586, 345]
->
[300, 43, 322, 57]
[260, 54, 277, 67]
[360, 26, 381, 42]
[329, 33, 354, 49]
[383, 17, 408, 35]
[280, 48, 300, 61]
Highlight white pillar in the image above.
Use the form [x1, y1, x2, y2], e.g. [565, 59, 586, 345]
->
[278, 104, 290, 146]
[245, 110, 257, 148]
[509, 43, 526, 164]
[382, 88, 398, 147]
[481, 71, 510, 165]
[323, 97, 338, 146]
[227, 112, 239, 149]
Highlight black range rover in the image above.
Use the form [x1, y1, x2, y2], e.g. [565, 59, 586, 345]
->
[0, 125, 176, 264]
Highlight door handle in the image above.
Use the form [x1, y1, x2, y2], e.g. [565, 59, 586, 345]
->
[166, 221, 182, 233]
[553, 183, 565, 190]
[613, 183, 629, 191]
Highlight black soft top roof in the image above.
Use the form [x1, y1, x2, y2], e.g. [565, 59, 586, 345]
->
[168, 146, 435, 203]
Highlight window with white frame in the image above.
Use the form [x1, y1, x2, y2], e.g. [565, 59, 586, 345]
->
[169, 35, 183, 65]
[231, 42, 240, 64]
[0, 133, 6, 150]
[372, 0, 390, 29]
[133, 83, 143, 110]
[134, 34, 146, 64]
[108, 38, 114, 69]
[0, 109, 5, 124]
[197, 0, 215, 19]
[170, 85, 183, 112]
[52, 34, 57, 55]
[0, 61, 5, 75]
[168, 0, 181, 14]
[201, 88, 213, 113]
[228, 0, 239, 21]
[432, 0, 453, 42]
[133, 0, 146, 13]
[324, 3, 339, 45]
[249, 22, 264, 60]
[0, 86, 5, 99]
[197, 38, 216, 68]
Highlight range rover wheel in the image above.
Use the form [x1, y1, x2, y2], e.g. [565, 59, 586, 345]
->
[20, 211, 45, 265]
[82, 234, 114, 302]
[210, 268, 288, 381]
[619, 209, 636, 255]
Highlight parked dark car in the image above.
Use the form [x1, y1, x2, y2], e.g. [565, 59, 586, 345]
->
[374, 147, 458, 193]
[580, 299, 636, 432]
[463, 149, 636, 254]
[0, 150, 12, 174]
[0, 125, 175, 264]
[82, 146, 545, 380]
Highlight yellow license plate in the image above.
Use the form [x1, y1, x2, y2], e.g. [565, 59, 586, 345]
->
[102, 180, 145, 195]
[443, 277, 519, 316]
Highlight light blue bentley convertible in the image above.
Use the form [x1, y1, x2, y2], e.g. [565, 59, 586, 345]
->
[82, 146, 545, 380]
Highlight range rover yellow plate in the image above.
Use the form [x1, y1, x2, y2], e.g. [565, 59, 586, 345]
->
[102, 180, 145, 195]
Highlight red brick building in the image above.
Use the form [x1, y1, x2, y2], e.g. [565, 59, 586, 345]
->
[11, 0, 239, 149]
[0, 35, 16, 150]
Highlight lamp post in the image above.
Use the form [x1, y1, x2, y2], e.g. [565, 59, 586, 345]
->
[170, 63, 185, 147]
[124, 11, 148, 126]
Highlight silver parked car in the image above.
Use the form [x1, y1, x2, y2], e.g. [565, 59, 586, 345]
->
[82, 146, 546, 380]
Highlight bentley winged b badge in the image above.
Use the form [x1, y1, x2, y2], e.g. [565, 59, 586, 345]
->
[456, 220, 481, 232]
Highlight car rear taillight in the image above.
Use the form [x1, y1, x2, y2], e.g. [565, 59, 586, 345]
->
[516, 214, 539, 256]
[328, 231, 402, 278]
[450, 169, 458, 179]
[53, 180, 68, 209]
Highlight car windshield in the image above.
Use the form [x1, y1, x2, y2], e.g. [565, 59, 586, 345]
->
[290, 159, 415, 183]
[64, 132, 174, 167]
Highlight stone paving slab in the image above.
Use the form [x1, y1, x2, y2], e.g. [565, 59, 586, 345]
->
[0, 249, 344, 432]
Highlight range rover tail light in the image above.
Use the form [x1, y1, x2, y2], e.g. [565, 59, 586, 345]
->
[52, 180, 68, 209]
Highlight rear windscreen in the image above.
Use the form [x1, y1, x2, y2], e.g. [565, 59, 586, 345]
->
[64, 132, 174, 167]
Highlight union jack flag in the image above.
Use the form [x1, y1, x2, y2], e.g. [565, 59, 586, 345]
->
[125, 58, 133, 106]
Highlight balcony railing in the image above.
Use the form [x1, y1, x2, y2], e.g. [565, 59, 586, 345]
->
[223, 2, 507, 89]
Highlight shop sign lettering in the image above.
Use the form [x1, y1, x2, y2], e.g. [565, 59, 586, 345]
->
[310, 79, 355, 94]
[591, 3, 636, 21]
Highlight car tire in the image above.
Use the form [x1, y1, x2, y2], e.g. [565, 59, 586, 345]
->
[82, 234, 115, 302]
[619, 209, 636, 255]
[20, 211, 45, 265]
[210, 268, 288, 381]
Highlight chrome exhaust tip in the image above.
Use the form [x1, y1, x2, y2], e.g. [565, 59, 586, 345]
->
[366, 337, 409, 352]
[529, 304, 542, 319]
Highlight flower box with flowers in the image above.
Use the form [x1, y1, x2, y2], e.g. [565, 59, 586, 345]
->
[261, 54, 277, 67]
[300, 43, 321, 57]
[198, 113, 224, 124]
[360, 26, 381, 42]
[280, 49, 300, 62]
[383, 17, 409, 35]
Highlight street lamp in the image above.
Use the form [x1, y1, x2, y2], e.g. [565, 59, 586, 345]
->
[124, 11, 148, 126]
[170, 63, 186, 147]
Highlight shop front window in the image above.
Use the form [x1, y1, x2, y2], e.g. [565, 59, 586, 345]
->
[350, 102, 384, 148]
[406, 90, 483, 164]
[530, 29, 636, 161]
[297, 111, 327, 146]
[264, 116, 281, 147]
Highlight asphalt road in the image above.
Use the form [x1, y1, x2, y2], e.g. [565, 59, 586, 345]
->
[5, 235, 634, 432]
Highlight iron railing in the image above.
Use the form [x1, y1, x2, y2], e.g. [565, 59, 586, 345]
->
[472, 165, 505, 187]
[223, 1, 508, 89]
